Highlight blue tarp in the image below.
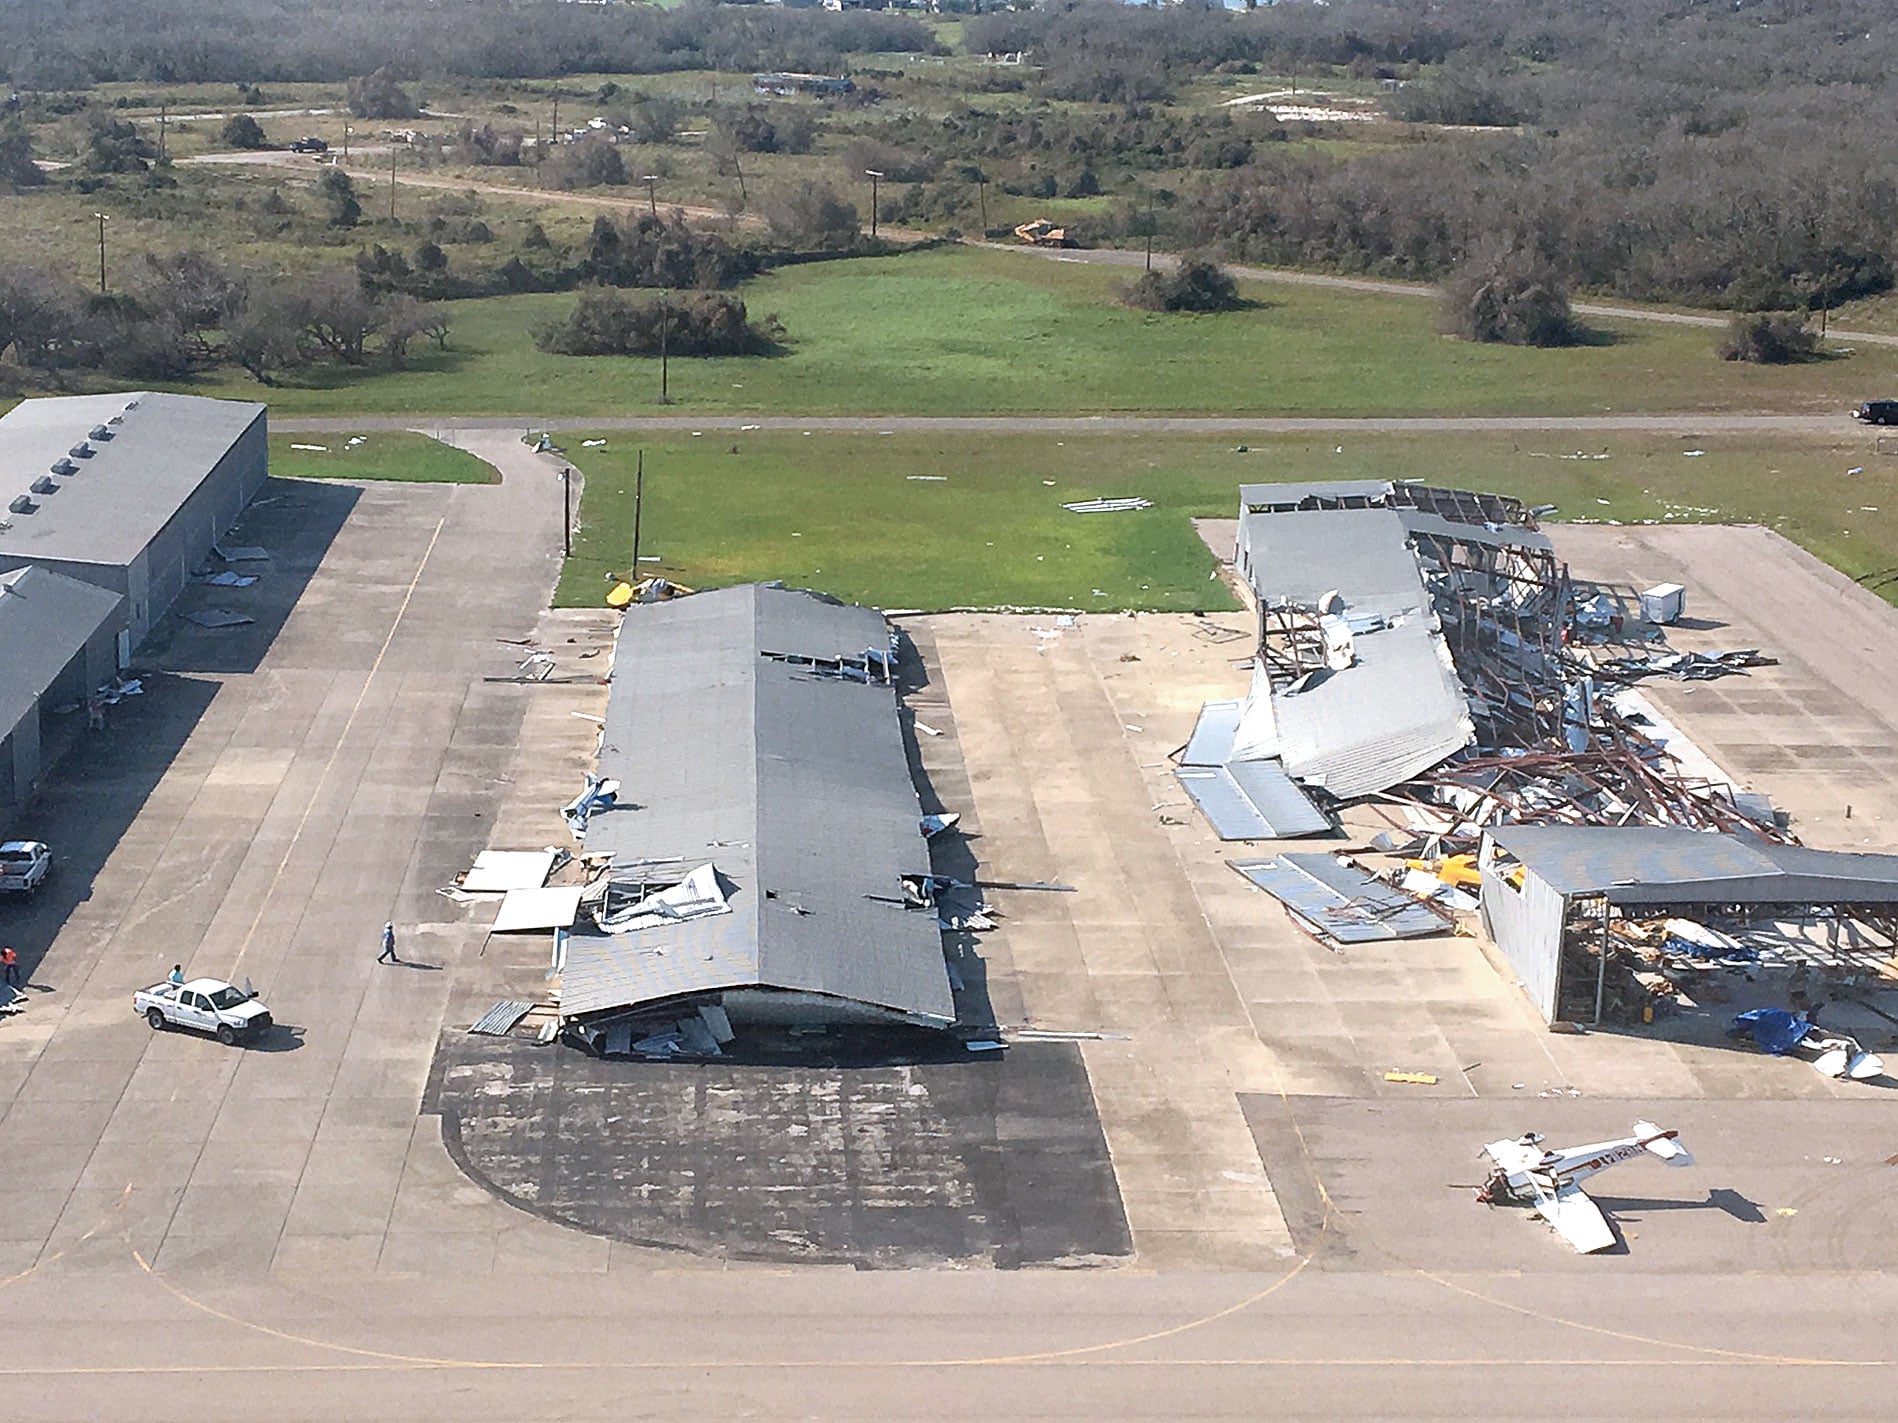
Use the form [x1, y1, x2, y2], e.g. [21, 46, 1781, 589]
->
[1728, 1008, 1811, 1056]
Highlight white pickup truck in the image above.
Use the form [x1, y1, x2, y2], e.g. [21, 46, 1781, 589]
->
[0, 841, 50, 895]
[133, 978, 274, 1046]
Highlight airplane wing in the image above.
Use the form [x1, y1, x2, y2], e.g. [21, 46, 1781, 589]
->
[1535, 1182, 1617, 1254]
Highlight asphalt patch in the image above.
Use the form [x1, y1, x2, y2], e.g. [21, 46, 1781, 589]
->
[429, 1034, 1131, 1268]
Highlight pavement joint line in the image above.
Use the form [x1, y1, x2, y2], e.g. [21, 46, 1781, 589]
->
[229, 515, 446, 976]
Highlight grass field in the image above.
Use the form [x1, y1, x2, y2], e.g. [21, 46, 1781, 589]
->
[179, 246, 1894, 418]
[553, 428, 1898, 611]
[268, 431, 498, 482]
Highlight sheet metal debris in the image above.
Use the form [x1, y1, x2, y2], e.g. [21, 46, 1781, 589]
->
[462, 848, 562, 894]
[469, 1001, 535, 1036]
[183, 609, 254, 628]
[1229, 852, 1450, 944]
[1063, 497, 1152, 513]
[491, 886, 586, 933]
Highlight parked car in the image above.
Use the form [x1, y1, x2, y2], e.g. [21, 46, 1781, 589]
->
[0, 840, 50, 895]
[287, 136, 329, 154]
[1854, 399, 1898, 424]
[133, 978, 273, 1045]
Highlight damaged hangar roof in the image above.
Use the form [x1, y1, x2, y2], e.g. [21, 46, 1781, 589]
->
[568, 584, 953, 1025]
[1488, 826, 1898, 906]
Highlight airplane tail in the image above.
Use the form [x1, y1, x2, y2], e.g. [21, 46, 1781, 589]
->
[1633, 1120, 1693, 1167]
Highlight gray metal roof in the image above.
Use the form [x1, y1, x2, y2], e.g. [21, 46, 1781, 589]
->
[1396, 508, 1554, 554]
[1240, 479, 1394, 509]
[0, 565, 123, 734]
[1273, 618, 1473, 797]
[0, 392, 265, 568]
[1488, 826, 1898, 906]
[1230, 853, 1448, 942]
[568, 584, 953, 1024]
[1243, 507, 1431, 618]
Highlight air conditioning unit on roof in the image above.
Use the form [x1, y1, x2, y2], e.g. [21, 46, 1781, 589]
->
[30, 476, 58, 495]
[8, 495, 36, 515]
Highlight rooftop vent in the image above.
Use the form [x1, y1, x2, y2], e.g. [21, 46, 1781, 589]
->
[107, 414, 125, 426]
[69, 442, 93, 459]
[30, 476, 58, 495]
[8, 495, 36, 515]
[50, 458, 77, 476]
[89, 424, 113, 441]
[122, 399, 140, 411]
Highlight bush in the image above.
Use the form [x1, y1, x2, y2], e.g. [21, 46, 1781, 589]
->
[1439, 244, 1582, 347]
[532, 287, 771, 357]
[762, 181, 860, 251]
[349, 68, 420, 120]
[1719, 312, 1820, 364]
[542, 137, 626, 190]
[221, 113, 269, 149]
[1122, 256, 1240, 313]
[318, 168, 360, 227]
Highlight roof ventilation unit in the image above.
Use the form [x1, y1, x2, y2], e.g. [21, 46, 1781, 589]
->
[89, 424, 113, 440]
[108, 413, 125, 425]
[30, 476, 58, 495]
[122, 398, 140, 411]
[8, 495, 36, 515]
[69, 442, 93, 458]
[50, 458, 77, 476]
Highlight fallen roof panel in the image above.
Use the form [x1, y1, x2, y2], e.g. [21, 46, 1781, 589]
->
[1181, 699, 1242, 767]
[1230, 853, 1448, 942]
[463, 849, 559, 894]
[491, 886, 585, 933]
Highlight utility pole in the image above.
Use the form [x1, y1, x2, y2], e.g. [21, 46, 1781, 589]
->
[562, 466, 572, 557]
[641, 173, 660, 217]
[975, 172, 987, 234]
[342, 124, 352, 163]
[93, 212, 109, 294]
[157, 102, 168, 162]
[631, 451, 645, 580]
[657, 298, 670, 405]
[865, 168, 883, 239]
[389, 142, 398, 221]
[550, 87, 560, 148]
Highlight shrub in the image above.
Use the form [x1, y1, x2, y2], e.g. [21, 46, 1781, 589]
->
[1439, 244, 1582, 347]
[762, 181, 860, 251]
[542, 137, 626, 190]
[532, 287, 771, 357]
[1122, 256, 1241, 313]
[1718, 312, 1820, 364]
[349, 68, 420, 120]
[220, 113, 268, 149]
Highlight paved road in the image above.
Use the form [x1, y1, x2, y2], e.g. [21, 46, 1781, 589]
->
[281, 412, 1865, 435]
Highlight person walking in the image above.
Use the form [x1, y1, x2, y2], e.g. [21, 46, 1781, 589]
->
[377, 921, 400, 965]
[167, 963, 186, 986]
[1, 946, 19, 988]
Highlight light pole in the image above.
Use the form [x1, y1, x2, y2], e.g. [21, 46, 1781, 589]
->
[976, 173, 988, 234]
[342, 124, 352, 163]
[561, 466, 573, 557]
[93, 213, 109, 294]
[641, 174, 660, 218]
[865, 168, 883, 239]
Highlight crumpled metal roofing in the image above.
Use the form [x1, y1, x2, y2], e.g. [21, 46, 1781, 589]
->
[568, 584, 953, 1025]
[1179, 698, 1331, 838]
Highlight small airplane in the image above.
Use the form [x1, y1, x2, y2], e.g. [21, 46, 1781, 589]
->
[1477, 1120, 1693, 1254]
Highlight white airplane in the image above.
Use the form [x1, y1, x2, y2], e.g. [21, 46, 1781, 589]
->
[1477, 1120, 1693, 1254]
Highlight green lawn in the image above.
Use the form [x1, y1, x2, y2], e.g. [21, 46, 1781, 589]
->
[268, 431, 498, 483]
[554, 428, 1898, 611]
[177, 246, 1893, 418]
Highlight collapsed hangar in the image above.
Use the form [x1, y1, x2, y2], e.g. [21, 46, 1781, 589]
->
[1180, 478, 1564, 837]
[556, 583, 956, 1050]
